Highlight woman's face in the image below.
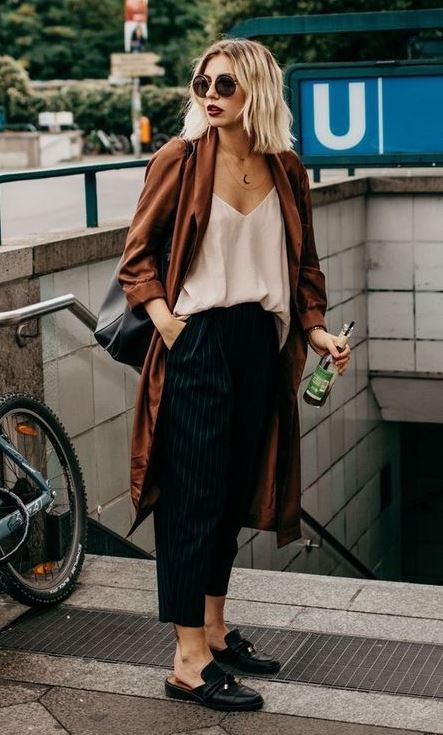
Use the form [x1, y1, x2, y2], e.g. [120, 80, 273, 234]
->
[199, 54, 246, 130]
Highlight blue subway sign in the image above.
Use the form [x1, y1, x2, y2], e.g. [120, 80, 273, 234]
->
[285, 61, 443, 167]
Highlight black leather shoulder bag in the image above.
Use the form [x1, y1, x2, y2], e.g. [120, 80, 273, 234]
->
[94, 138, 194, 368]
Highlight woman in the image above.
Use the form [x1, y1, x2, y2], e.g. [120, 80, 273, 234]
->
[118, 38, 351, 711]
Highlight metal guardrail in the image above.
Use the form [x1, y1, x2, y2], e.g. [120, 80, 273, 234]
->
[0, 159, 149, 245]
[0, 294, 376, 579]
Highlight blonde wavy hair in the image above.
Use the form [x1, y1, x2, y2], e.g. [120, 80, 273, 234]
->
[180, 38, 295, 154]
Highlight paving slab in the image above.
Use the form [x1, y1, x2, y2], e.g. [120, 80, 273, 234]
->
[289, 606, 443, 644]
[222, 711, 426, 735]
[81, 555, 157, 590]
[1, 651, 441, 733]
[1, 700, 69, 734]
[351, 585, 443, 621]
[0, 681, 49, 708]
[245, 678, 443, 734]
[0, 650, 170, 699]
[224, 598, 301, 627]
[80, 558, 443, 622]
[66, 584, 158, 614]
[227, 568, 363, 609]
[82, 559, 365, 610]
[66, 585, 301, 628]
[40, 686, 222, 735]
[0, 598, 28, 629]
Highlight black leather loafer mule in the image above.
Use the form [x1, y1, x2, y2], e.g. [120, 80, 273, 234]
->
[164, 659, 264, 712]
[211, 628, 281, 675]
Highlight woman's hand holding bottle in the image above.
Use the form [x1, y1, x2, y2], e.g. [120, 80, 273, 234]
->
[307, 328, 352, 375]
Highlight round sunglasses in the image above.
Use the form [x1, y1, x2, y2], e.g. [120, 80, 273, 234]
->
[192, 73, 238, 99]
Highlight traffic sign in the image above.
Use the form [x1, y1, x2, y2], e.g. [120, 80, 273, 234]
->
[286, 60, 443, 167]
[111, 53, 164, 78]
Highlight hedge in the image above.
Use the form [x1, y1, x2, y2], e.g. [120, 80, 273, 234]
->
[0, 53, 189, 135]
[8, 83, 188, 136]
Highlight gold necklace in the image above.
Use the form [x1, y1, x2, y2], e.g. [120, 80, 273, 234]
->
[220, 152, 268, 191]
[218, 143, 256, 184]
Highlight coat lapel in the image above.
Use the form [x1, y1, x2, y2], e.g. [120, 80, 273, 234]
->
[193, 131, 303, 272]
[193, 126, 218, 253]
[267, 152, 303, 277]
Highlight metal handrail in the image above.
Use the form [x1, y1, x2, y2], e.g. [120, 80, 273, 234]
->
[0, 294, 97, 332]
[0, 158, 149, 245]
[301, 510, 377, 579]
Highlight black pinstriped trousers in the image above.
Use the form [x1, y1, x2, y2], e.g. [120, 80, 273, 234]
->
[154, 302, 280, 627]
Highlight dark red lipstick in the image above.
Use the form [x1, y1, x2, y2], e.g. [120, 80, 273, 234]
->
[207, 105, 223, 116]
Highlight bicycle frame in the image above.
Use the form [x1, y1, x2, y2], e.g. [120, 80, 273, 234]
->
[0, 432, 55, 544]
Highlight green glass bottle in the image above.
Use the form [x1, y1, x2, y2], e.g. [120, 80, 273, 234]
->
[303, 321, 355, 408]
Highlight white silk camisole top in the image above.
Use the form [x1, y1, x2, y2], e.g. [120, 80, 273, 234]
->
[172, 185, 291, 351]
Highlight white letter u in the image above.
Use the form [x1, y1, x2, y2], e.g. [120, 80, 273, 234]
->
[313, 82, 366, 150]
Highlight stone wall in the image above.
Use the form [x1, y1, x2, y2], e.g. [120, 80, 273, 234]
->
[366, 190, 443, 423]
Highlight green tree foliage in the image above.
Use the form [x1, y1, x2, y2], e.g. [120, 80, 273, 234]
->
[0, 0, 210, 85]
[0, 55, 30, 117]
[208, 0, 443, 68]
[147, 0, 211, 85]
[0, 0, 441, 85]
[0, 0, 122, 80]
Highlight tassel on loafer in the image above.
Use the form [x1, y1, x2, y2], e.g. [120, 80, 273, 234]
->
[164, 659, 263, 712]
[211, 628, 281, 675]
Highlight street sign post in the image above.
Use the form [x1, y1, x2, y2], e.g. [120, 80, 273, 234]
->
[285, 60, 443, 170]
[111, 52, 164, 78]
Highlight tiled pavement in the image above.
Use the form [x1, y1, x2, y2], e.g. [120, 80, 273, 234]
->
[0, 555, 442, 735]
[0, 683, 433, 735]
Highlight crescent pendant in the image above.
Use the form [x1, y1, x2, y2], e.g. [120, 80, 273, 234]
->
[243, 174, 250, 184]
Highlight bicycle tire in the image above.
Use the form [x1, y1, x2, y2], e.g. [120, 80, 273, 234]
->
[115, 134, 131, 154]
[109, 135, 127, 155]
[82, 135, 101, 156]
[0, 392, 87, 607]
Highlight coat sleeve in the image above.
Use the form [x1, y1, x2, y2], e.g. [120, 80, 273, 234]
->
[117, 137, 187, 310]
[295, 163, 328, 333]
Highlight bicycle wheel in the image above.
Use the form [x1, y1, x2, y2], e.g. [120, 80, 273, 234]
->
[82, 134, 100, 155]
[116, 134, 131, 153]
[0, 393, 87, 606]
[110, 134, 130, 154]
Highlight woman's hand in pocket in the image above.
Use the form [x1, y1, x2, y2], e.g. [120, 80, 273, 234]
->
[161, 314, 188, 350]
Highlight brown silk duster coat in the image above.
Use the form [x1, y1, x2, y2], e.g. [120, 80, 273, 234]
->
[118, 125, 327, 548]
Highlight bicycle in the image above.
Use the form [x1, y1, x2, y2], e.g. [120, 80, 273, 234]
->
[82, 129, 131, 156]
[0, 392, 87, 607]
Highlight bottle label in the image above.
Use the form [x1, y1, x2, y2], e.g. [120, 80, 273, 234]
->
[305, 365, 334, 400]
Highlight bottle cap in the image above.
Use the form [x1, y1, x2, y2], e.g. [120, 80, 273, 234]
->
[336, 321, 355, 350]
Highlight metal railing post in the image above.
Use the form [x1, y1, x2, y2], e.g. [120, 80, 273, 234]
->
[85, 171, 98, 228]
[0, 159, 149, 244]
